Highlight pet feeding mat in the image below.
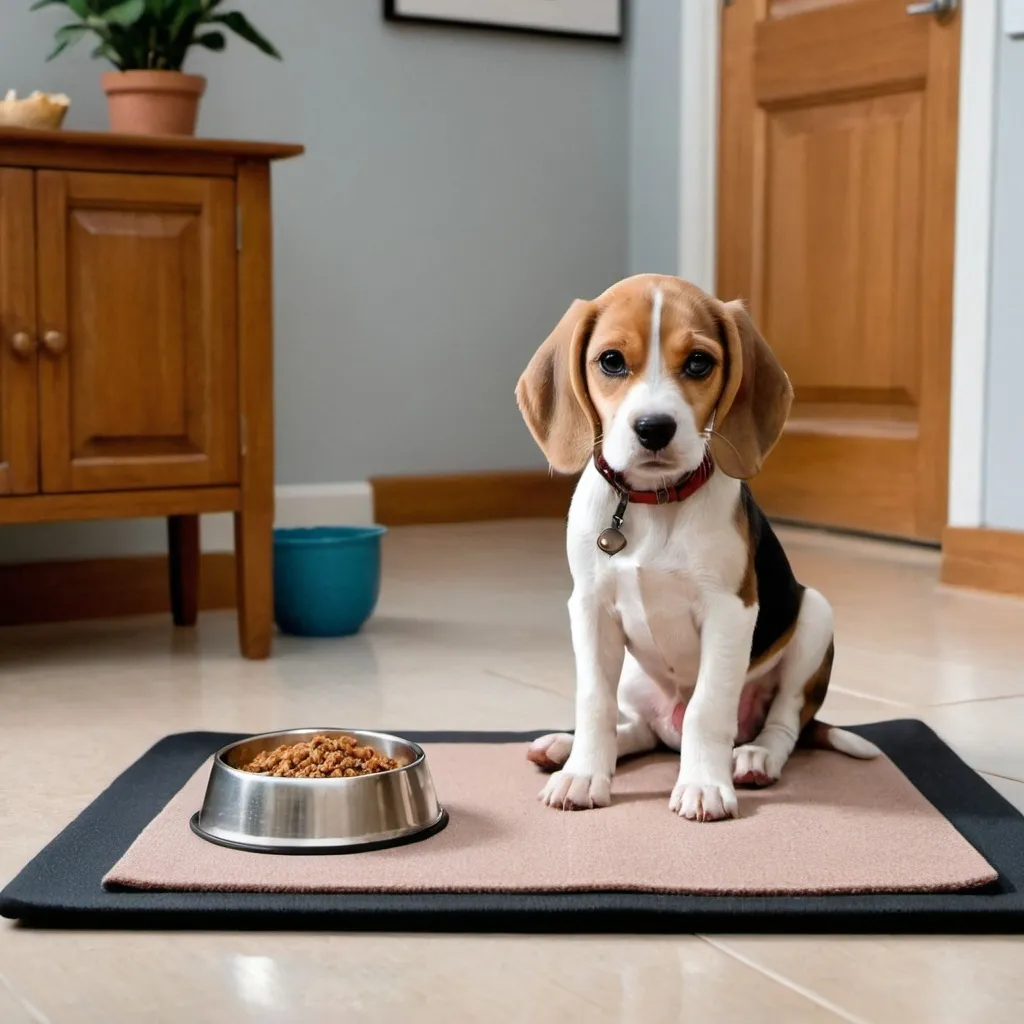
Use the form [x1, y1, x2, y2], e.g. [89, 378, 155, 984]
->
[4, 723, 1024, 932]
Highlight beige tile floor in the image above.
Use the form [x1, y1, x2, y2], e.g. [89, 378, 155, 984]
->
[2, 519, 1024, 1023]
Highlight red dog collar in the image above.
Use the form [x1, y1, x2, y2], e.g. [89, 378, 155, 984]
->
[593, 451, 715, 505]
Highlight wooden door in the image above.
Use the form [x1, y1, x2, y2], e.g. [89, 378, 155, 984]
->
[718, 0, 960, 540]
[0, 169, 39, 496]
[35, 171, 239, 493]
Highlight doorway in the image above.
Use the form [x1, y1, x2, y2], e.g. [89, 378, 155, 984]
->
[716, 0, 961, 541]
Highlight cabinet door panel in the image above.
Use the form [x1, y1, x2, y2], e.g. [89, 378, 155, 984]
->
[0, 168, 38, 495]
[37, 171, 238, 493]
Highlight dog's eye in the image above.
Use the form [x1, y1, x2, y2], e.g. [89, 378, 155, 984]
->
[598, 350, 628, 377]
[683, 351, 715, 379]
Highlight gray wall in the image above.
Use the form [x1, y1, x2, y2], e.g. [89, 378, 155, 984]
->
[626, 0, 681, 276]
[983, 26, 1024, 530]
[0, 0, 629, 560]
[191, 0, 628, 482]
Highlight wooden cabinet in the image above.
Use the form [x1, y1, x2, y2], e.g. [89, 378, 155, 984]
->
[0, 129, 302, 658]
[36, 171, 240, 493]
[0, 168, 38, 496]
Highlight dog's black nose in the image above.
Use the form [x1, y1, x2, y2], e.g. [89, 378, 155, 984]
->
[634, 415, 677, 452]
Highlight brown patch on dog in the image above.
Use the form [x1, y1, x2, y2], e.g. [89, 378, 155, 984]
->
[798, 640, 835, 730]
[665, 298, 727, 434]
[582, 277, 729, 438]
[585, 291, 653, 426]
[734, 495, 757, 607]
[515, 300, 600, 474]
[517, 276, 792, 482]
[711, 301, 794, 479]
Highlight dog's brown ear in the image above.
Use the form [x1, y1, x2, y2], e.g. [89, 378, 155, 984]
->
[711, 300, 793, 480]
[515, 299, 598, 474]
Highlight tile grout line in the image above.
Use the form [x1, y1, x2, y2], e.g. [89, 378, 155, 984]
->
[482, 668, 572, 700]
[981, 769, 1024, 786]
[0, 971, 51, 1024]
[698, 937, 875, 1024]
[828, 685, 914, 709]
[928, 692, 1024, 708]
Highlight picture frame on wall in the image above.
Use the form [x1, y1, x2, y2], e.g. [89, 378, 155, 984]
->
[383, 0, 624, 42]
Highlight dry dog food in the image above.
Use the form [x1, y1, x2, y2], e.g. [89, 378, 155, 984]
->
[240, 734, 402, 778]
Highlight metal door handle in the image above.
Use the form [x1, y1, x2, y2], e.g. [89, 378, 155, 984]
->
[906, 0, 958, 16]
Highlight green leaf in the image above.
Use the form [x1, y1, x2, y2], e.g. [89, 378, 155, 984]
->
[30, 0, 70, 12]
[194, 30, 225, 51]
[170, 0, 203, 35]
[97, 0, 144, 26]
[213, 11, 280, 58]
[65, 0, 92, 17]
[90, 40, 123, 68]
[46, 22, 89, 60]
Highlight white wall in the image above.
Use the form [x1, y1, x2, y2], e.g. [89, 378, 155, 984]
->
[0, 0, 629, 561]
[983, 19, 1024, 530]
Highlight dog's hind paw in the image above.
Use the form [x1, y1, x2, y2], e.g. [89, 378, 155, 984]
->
[539, 770, 611, 811]
[732, 744, 780, 787]
[527, 733, 574, 772]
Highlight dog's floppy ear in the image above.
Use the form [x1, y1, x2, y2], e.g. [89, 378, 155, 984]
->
[711, 300, 793, 480]
[516, 299, 599, 474]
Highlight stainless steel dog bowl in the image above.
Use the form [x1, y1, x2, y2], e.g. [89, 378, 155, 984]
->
[190, 729, 447, 854]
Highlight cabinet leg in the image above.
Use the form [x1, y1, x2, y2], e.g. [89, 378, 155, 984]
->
[167, 514, 200, 627]
[234, 506, 273, 659]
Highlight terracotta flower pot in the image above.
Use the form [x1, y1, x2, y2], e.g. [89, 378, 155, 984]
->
[101, 71, 206, 136]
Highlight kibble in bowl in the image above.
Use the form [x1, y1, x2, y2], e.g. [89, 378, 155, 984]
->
[241, 733, 403, 778]
[194, 728, 445, 853]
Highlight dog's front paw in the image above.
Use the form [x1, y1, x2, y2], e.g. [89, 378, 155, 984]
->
[732, 744, 780, 787]
[669, 778, 738, 822]
[539, 770, 611, 811]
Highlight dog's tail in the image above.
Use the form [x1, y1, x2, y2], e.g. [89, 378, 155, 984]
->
[800, 719, 881, 759]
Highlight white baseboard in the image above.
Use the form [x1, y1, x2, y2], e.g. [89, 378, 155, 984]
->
[202, 482, 375, 552]
[0, 482, 374, 564]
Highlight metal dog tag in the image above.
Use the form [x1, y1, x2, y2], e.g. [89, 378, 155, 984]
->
[597, 493, 629, 556]
[597, 527, 627, 555]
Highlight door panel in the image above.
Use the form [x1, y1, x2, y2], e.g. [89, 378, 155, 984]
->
[765, 93, 923, 409]
[770, 0, 868, 17]
[36, 171, 238, 493]
[0, 169, 39, 496]
[718, 0, 960, 540]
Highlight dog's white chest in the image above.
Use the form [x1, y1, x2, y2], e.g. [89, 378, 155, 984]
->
[567, 468, 745, 693]
[610, 555, 702, 688]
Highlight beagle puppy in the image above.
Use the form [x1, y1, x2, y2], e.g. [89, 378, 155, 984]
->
[516, 274, 878, 822]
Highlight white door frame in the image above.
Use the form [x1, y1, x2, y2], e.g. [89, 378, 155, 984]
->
[677, 0, 721, 294]
[679, 0, 998, 528]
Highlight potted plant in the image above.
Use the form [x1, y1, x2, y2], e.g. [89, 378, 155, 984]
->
[33, 0, 281, 136]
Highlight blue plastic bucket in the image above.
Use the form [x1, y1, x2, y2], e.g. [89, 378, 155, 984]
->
[273, 526, 387, 638]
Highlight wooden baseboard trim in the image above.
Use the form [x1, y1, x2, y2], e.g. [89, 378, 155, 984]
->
[1, 471, 573, 627]
[0, 552, 237, 627]
[941, 527, 1024, 597]
[370, 469, 577, 527]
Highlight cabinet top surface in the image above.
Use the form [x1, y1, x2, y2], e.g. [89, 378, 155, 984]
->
[0, 126, 303, 161]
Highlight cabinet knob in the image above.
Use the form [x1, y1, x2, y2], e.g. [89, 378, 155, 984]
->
[9, 331, 35, 358]
[42, 330, 67, 356]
